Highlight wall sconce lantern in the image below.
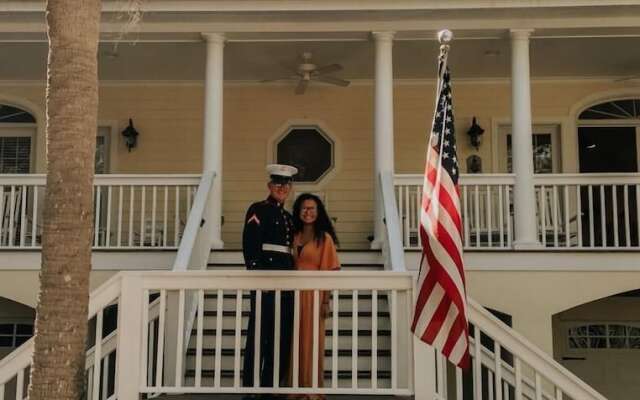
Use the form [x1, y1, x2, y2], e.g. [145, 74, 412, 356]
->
[121, 118, 139, 152]
[467, 116, 484, 150]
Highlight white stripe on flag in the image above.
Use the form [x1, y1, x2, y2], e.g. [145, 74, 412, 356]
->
[433, 301, 459, 350]
[413, 282, 445, 337]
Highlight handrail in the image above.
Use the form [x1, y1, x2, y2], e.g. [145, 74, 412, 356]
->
[395, 173, 516, 185]
[380, 171, 407, 271]
[468, 297, 607, 400]
[0, 274, 123, 392]
[172, 171, 216, 271]
[0, 173, 202, 186]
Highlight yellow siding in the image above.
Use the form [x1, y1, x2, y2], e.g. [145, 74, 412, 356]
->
[0, 80, 629, 248]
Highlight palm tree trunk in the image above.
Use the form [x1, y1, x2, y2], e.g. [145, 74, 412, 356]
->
[28, 1, 101, 399]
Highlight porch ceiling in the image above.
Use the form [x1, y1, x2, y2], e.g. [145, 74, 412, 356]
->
[1, 34, 639, 82]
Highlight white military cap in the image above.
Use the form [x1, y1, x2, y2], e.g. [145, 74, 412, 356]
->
[266, 164, 298, 181]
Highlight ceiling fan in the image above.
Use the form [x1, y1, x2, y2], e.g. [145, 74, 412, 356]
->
[262, 52, 350, 95]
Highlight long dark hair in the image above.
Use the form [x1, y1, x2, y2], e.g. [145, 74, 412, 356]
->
[292, 193, 339, 246]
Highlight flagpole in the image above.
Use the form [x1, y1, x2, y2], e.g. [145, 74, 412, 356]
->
[424, 30, 453, 178]
[419, 29, 453, 275]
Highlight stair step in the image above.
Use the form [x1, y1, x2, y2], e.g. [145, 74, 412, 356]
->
[202, 311, 391, 318]
[192, 329, 392, 337]
[186, 349, 391, 357]
[184, 370, 392, 379]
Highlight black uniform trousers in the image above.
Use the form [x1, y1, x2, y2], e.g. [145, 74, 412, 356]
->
[243, 289, 294, 388]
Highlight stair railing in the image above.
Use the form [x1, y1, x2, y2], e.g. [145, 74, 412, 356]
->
[379, 171, 407, 271]
[0, 273, 124, 400]
[425, 297, 608, 400]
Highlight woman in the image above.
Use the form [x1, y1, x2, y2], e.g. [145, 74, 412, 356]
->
[291, 193, 340, 398]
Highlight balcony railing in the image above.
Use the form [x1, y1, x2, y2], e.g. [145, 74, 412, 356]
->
[0, 174, 200, 250]
[395, 173, 640, 250]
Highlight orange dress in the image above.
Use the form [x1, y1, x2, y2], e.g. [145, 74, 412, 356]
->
[293, 232, 340, 395]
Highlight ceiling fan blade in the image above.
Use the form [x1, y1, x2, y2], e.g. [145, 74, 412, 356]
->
[295, 79, 309, 95]
[260, 73, 301, 83]
[314, 75, 350, 87]
[315, 63, 343, 75]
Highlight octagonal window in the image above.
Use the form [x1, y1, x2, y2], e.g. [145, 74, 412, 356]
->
[276, 127, 334, 183]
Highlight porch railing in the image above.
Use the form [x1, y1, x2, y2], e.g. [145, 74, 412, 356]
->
[396, 173, 640, 250]
[0, 174, 200, 249]
[395, 174, 515, 250]
[534, 173, 640, 249]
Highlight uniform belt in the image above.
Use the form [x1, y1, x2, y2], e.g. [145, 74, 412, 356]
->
[262, 243, 292, 254]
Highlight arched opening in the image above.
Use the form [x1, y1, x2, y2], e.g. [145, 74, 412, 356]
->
[0, 297, 35, 360]
[576, 98, 640, 246]
[552, 288, 640, 400]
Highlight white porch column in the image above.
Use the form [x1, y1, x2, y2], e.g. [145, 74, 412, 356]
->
[203, 33, 225, 249]
[510, 29, 540, 249]
[372, 31, 395, 249]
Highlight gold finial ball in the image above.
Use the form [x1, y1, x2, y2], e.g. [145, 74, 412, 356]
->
[438, 29, 453, 44]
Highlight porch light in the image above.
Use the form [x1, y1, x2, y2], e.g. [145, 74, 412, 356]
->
[121, 118, 139, 151]
[467, 116, 484, 149]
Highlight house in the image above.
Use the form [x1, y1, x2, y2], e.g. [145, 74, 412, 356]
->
[0, 1, 639, 399]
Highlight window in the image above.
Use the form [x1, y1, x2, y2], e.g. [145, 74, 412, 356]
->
[568, 323, 640, 350]
[579, 99, 640, 120]
[0, 136, 31, 173]
[0, 323, 33, 347]
[276, 127, 334, 183]
[95, 133, 108, 174]
[506, 133, 553, 174]
[0, 105, 36, 123]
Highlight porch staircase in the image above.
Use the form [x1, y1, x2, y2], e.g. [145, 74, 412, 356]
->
[183, 289, 393, 388]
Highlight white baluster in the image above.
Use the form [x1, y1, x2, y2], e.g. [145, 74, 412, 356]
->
[106, 186, 112, 248]
[274, 290, 281, 388]
[613, 186, 619, 247]
[195, 289, 204, 388]
[214, 289, 223, 388]
[140, 186, 146, 247]
[599, 185, 606, 246]
[535, 371, 542, 400]
[588, 186, 594, 247]
[31, 187, 38, 247]
[499, 185, 505, 247]
[19, 186, 26, 247]
[539, 185, 546, 246]
[371, 289, 378, 389]
[553, 185, 559, 247]
[473, 326, 482, 400]
[117, 186, 123, 247]
[151, 186, 157, 247]
[463, 185, 470, 247]
[254, 290, 262, 388]
[293, 290, 300, 388]
[332, 290, 339, 389]
[624, 185, 631, 247]
[515, 357, 522, 400]
[155, 290, 166, 389]
[456, 367, 463, 400]
[141, 290, 150, 389]
[163, 186, 168, 247]
[16, 368, 24, 400]
[487, 185, 492, 247]
[8, 186, 15, 246]
[352, 290, 358, 389]
[128, 187, 134, 247]
[494, 343, 503, 400]
[576, 185, 583, 248]
[233, 289, 242, 389]
[391, 290, 398, 390]
[563, 185, 570, 248]
[174, 186, 180, 246]
[175, 289, 185, 387]
[312, 290, 320, 389]
[474, 185, 480, 247]
[92, 310, 104, 400]
[94, 186, 101, 247]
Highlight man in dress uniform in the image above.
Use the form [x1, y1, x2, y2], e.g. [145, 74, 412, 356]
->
[242, 164, 297, 394]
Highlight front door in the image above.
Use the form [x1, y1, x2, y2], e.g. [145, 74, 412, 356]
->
[578, 126, 638, 246]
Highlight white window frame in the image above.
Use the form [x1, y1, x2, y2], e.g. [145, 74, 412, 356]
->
[0, 124, 37, 174]
[496, 123, 562, 174]
[0, 320, 34, 348]
[267, 119, 342, 194]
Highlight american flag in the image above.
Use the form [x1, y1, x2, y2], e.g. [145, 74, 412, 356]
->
[411, 61, 470, 369]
